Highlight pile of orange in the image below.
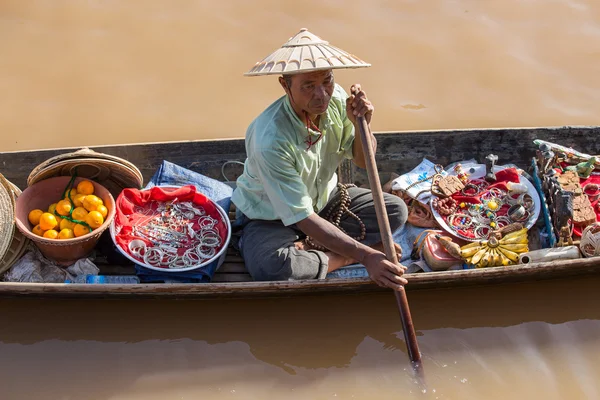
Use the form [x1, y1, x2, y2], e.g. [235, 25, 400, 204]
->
[27, 180, 108, 240]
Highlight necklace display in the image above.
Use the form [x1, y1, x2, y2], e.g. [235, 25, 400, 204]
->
[433, 179, 535, 241]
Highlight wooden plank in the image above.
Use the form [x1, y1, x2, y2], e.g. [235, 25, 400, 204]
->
[0, 256, 599, 298]
[212, 273, 253, 282]
[216, 262, 248, 273]
[98, 264, 137, 275]
[223, 254, 244, 263]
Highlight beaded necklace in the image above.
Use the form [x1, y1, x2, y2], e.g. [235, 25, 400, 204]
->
[303, 111, 323, 151]
[304, 183, 366, 251]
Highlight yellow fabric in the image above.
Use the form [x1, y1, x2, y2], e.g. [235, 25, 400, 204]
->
[232, 83, 355, 226]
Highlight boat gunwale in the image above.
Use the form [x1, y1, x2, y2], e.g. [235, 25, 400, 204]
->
[1, 124, 597, 155]
[1, 256, 599, 298]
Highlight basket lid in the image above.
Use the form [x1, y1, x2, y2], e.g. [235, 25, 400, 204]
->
[0, 174, 16, 265]
[244, 28, 371, 77]
[27, 148, 143, 197]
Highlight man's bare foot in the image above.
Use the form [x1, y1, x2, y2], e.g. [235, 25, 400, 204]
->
[293, 240, 355, 272]
[325, 251, 357, 272]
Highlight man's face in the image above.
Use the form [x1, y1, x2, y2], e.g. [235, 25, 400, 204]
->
[284, 70, 335, 115]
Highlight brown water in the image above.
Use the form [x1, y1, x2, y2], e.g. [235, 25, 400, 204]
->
[2, 1, 600, 399]
[2, 276, 600, 399]
[2, 0, 600, 152]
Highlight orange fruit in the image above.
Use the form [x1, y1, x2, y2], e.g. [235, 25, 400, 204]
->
[71, 207, 89, 221]
[48, 203, 57, 215]
[76, 180, 95, 195]
[32, 225, 45, 236]
[73, 224, 91, 237]
[39, 213, 58, 231]
[42, 229, 59, 239]
[59, 218, 76, 231]
[58, 228, 75, 240]
[96, 205, 108, 219]
[56, 199, 73, 216]
[85, 211, 104, 229]
[83, 195, 103, 212]
[28, 209, 44, 225]
[64, 188, 78, 199]
[72, 193, 87, 208]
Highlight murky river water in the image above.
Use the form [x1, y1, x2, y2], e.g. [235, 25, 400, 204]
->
[2, 1, 600, 399]
[2, 276, 600, 399]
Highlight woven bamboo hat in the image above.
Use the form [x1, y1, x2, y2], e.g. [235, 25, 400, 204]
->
[244, 28, 371, 77]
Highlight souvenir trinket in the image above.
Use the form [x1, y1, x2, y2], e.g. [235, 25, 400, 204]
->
[580, 223, 600, 257]
[485, 154, 499, 182]
[432, 197, 457, 216]
[411, 230, 463, 271]
[572, 194, 596, 227]
[566, 156, 597, 179]
[453, 164, 469, 184]
[557, 171, 580, 191]
[554, 191, 574, 247]
[583, 183, 600, 202]
[506, 181, 528, 194]
[435, 175, 465, 197]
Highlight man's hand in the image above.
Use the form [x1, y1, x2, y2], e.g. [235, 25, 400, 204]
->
[346, 84, 374, 125]
[362, 250, 408, 290]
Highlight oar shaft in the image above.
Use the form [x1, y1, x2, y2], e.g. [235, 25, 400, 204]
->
[357, 116, 422, 364]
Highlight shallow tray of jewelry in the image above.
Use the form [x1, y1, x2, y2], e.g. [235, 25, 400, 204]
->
[430, 164, 541, 242]
[110, 185, 231, 272]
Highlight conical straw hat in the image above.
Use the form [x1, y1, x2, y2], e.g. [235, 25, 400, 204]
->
[244, 28, 371, 77]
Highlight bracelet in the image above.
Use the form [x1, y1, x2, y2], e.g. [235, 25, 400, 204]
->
[461, 183, 480, 196]
[448, 213, 474, 230]
[508, 204, 529, 222]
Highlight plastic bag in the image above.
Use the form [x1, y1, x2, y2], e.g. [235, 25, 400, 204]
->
[4, 245, 99, 283]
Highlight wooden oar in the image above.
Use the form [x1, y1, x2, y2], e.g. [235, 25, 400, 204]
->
[356, 114, 422, 366]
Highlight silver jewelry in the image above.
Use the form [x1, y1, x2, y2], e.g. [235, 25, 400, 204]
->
[508, 204, 529, 222]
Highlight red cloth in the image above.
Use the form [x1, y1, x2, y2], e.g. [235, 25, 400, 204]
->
[441, 168, 521, 239]
[114, 185, 228, 265]
[452, 168, 520, 205]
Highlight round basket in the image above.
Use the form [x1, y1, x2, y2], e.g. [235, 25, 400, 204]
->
[110, 186, 231, 273]
[15, 176, 116, 265]
[0, 178, 30, 275]
[27, 148, 143, 198]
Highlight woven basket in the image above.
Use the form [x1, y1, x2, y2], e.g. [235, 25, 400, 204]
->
[15, 176, 116, 265]
[27, 148, 143, 198]
[0, 175, 29, 274]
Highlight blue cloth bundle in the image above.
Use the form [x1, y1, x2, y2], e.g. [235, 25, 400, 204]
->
[136, 161, 234, 283]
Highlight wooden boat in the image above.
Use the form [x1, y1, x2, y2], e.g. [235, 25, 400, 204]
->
[1, 125, 599, 298]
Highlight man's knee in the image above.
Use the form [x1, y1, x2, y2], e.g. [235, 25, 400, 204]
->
[245, 247, 295, 281]
[384, 193, 408, 232]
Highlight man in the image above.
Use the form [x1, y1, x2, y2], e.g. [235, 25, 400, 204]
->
[232, 29, 408, 290]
